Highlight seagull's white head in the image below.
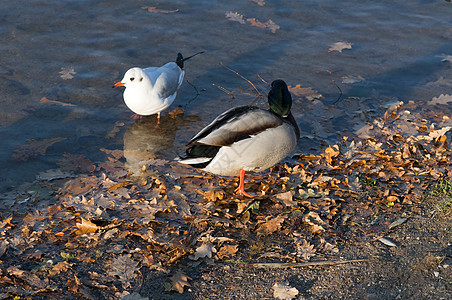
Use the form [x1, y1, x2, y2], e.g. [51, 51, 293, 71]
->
[113, 67, 147, 88]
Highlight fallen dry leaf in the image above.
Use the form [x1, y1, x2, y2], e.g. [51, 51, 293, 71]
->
[295, 238, 316, 260]
[427, 126, 451, 140]
[302, 211, 326, 234]
[256, 215, 286, 235]
[166, 270, 191, 293]
[377, 237, 397, 247]
[48, 261, 73, 276]
[216, 244, 238, 260]
[273, 282, 299, 300]
[74, 218, 98, 235]
[107, 181, 132, 192]
[328, 42, 352, 53]
[274, 191, 297, 207]
[319, 238, 339, 254]
[0, 240, 9, 257]
[7, 266, 25, 277]
[200, 187, 225, 202]
[7, 267, 48, 289]
[324, 145, 340, 164]
[388, 217, 408, 230]
[190, 242, 217, 260]
[107, 254, 139, 288]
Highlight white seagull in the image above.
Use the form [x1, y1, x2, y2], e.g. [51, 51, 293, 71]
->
[113, 52, 203, 123]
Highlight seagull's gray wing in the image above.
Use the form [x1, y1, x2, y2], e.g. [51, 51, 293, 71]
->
[146, 62, 183, 99]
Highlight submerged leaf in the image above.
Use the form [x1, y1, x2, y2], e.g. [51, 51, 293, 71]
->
[252, 0, 266, 6]
[141, 6, 179, 13]
[59, 67, 76, 80]
[12, 137, 66, 161]
[40, 97, 76, 107]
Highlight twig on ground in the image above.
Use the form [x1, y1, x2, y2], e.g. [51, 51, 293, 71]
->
[243, 259, 367, 269]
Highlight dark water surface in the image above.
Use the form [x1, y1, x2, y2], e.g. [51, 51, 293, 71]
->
[1, 0, 451, 194]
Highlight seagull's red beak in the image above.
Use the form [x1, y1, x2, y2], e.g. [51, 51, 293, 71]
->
[112, 81, 125, 88]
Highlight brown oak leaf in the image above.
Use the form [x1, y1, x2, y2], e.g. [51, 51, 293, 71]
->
[273, 282, 299, 300]
[256, 215, 286, 235]
[166, 270, 191, 293]
[107, 254, 139, 288]
[74, 218, 98, 235]
[216, 244, 238, 260]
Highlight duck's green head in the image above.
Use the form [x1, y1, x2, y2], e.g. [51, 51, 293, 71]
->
[268, 80, 292, 117]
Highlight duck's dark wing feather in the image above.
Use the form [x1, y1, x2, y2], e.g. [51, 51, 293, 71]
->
[179, 144, 221, 168]
[188, 106, 283, 147]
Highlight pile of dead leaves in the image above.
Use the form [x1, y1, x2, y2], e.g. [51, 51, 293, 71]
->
[0, 100, 451, 298]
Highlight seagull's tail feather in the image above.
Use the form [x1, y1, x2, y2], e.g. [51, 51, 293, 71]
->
[176, 51, 204, 69]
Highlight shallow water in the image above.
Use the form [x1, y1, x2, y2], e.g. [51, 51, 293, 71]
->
[1, 0, 451, 194]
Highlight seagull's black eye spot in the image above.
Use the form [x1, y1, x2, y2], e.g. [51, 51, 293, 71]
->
[130, 77, 135, 81]
[139, 77, 143, 82]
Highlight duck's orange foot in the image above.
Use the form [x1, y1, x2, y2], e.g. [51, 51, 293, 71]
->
[234, 186, 256, 198]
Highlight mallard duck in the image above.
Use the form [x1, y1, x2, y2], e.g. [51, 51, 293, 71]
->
[177, 79, 300, 197]
[113, 52, 203, 123]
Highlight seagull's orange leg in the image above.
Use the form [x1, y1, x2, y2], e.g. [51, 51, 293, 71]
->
[234, 169, 255, 198]
[153, 112, 161, 129]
